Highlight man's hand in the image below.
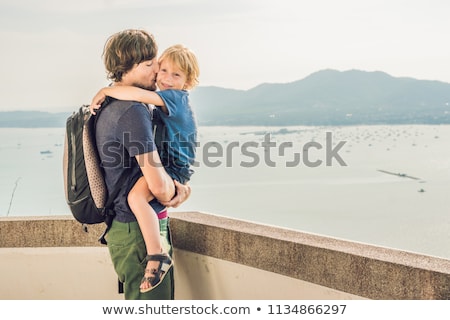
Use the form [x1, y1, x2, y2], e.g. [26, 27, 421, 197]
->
[160, 180, 191, 208]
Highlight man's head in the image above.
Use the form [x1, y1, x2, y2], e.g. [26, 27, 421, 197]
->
[103, 29, 159, 90]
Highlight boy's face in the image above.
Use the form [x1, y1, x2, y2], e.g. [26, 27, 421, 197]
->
[122, 57, 159, 91]
[157, 59, 188, 91]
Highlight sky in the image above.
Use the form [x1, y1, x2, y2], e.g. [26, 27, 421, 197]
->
[1, 0, 450, 112]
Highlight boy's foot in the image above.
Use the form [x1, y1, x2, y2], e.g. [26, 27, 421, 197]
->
[140, 253, 173, 293]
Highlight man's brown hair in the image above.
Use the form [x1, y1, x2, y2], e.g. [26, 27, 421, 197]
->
[103, 29, 158, 82]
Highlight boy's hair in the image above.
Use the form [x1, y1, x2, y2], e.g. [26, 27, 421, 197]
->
[102, 29, 158, 82]
[159, 44, 200, 90]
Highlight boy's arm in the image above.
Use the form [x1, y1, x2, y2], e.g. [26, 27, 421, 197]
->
[90, 86, 166, 114]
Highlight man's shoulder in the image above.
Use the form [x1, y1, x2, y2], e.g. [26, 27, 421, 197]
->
[104, 98, 148, 110]
[96, 100, 152, 135]
[101, 99, 150, 117]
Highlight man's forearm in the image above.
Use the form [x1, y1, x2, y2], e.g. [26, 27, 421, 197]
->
[136, 151, 176, 202]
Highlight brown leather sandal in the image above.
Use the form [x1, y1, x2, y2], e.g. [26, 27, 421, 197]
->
[140, 253, 173, 293]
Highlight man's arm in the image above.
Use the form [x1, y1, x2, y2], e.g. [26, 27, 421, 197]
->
[135, 150, 175, 202]
[161, 180, 191, 208]
[135, 151, 191, 206]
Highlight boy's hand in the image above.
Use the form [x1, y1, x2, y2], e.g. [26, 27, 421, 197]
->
[89, 89, 107, 115]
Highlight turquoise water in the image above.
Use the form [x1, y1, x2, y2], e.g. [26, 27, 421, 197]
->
[1, 125, 449, 259]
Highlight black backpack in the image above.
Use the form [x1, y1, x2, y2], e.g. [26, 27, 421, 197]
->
[63, 105, 126, 244]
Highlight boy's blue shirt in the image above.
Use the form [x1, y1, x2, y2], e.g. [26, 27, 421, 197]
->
[155, 89, 197, 181]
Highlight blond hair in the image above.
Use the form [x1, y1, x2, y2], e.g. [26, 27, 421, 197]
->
[159, 44, 200, 90]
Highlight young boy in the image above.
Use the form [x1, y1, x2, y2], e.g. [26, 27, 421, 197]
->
[90, 44, 199, 293]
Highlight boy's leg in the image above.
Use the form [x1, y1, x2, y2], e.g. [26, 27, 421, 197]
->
[128, 177, 171, 292]
[128, 177, 161, 255]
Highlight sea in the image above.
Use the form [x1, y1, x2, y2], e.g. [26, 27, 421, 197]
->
[0, 125, 449, 260]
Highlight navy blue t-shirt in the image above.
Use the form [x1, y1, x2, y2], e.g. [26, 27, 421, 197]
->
[95, 99, 156, 223]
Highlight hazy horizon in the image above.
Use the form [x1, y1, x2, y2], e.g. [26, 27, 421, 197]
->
[1, 67, 450, 115]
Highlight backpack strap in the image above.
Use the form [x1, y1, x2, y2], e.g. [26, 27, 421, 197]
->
[91, 100, 130, 245]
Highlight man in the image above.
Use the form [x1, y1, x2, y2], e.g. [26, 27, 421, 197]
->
[94, 29, 191, 300]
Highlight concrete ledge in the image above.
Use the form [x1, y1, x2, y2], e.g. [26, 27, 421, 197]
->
[1, 212, 450, 299]
[168, 211, 450, 300]
[0, 215, 106, 247]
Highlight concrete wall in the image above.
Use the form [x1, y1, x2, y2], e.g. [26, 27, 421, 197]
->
[1, 212, 449, 299]
[0, 246, 357, 300]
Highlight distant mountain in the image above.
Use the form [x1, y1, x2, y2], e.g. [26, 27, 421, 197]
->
[2, 69, 450, 127]
[189, 69, 450, 125]
[0, 110, 70, 128]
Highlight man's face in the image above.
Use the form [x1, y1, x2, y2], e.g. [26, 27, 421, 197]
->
[122, 57, 159, 91]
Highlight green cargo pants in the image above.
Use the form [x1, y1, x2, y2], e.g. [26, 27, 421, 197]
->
[106, 217, 174, 300]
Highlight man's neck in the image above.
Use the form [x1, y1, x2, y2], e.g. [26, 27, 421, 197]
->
[112, 81, 128, 87]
